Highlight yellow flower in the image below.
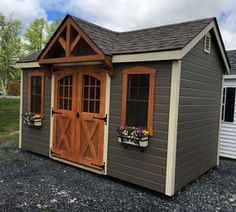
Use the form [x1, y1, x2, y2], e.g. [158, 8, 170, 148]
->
[143, 130, 150, 136]
[33, 114, 42, 119]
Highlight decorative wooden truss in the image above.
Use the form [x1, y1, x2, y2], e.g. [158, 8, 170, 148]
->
[39, 16, 114, 75]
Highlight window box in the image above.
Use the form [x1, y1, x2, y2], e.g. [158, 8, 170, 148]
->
[22, 112, 43, 127]
[32, 119, 42, 127]
[117, 136, 149, 148]
[117, 126, 150, 150]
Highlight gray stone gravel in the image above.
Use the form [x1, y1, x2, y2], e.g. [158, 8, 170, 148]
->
[0, 141, 235, 211]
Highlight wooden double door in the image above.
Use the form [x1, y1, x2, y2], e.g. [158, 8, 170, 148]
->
[52, 67, 106, 169]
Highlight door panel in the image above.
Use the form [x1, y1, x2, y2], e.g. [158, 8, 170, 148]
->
[52, 70, 76, 161]
[77, 71, 106, 167]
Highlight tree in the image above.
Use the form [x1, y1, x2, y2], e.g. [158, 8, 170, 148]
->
[23, 18, 62, 54]
[0, 13, 21, 95]
[45, 18, 62, 44]
[23, 18, 47, 54]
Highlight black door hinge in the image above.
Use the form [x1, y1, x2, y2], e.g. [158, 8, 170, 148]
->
[51, 108, 62, 116]
[91, 162, 105, 170]
[93, 114, 108, 125]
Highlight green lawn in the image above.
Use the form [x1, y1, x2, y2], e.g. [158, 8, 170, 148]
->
[0, 98, 20, 134]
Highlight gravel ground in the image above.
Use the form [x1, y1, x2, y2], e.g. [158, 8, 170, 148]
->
[0, 141, 235, 212]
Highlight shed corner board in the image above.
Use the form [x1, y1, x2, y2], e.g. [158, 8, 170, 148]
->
[165, 60, 182, 196]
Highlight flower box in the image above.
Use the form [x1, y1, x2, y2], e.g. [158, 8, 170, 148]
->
[118, 136, 149, 148]
[22, 112, 43, 128]
[33, 119, 42, 127]
[117, 126, 150, 150]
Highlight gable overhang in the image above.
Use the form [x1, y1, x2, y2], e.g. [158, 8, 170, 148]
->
[112, 20, 230, 74]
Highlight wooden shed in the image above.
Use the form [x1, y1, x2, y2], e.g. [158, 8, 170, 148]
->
[15, 15, 230, 196]
[220, 50, 236, 159]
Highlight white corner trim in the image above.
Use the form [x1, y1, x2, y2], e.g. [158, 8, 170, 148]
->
[49, 68, 55, 155]
[165, 60, 182, 196]
[14, 62, 40, 69]
[19, 70, 23, 148]
[217, 76, 224, 165]
[103, 73, 111, 175]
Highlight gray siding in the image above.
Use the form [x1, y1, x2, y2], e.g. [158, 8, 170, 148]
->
[21, 69, 51, 156]
[175, 32, 225, 191]
[107, 61, 172, 193]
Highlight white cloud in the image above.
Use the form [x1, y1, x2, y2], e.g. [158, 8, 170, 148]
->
[0, 0, 236, 49]
[63, 0, 236, 49]
[0, 0, 46, 28]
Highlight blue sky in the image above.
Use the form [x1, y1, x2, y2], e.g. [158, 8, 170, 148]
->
[0, 0, 236, 50]
[46, 10, 65, 21]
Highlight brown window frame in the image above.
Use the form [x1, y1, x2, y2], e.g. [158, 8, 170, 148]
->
[121, 66, 156, 135]
[28, 71, 44, 115]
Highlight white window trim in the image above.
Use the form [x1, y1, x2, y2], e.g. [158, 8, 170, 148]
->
[222, 88, 226, 122]
[221, 86, 236, 123]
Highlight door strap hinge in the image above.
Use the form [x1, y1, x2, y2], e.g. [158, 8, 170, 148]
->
[51, 108, 62, 116]
[91, 162, 105, 170]
[51, 149, 61, 157]
[93, 114, 107, 125]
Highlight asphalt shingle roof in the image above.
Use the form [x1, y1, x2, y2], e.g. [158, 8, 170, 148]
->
[227, 50, 236, 74]
[73, 16, 214, 55]
[18, 50, 43, 62]
[18, 16, 214, 62]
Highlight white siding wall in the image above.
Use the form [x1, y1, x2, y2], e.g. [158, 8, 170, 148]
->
[220, 78, 236, 159]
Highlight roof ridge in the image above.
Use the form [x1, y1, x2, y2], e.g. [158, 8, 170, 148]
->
[72, 15, 214, 35]
[71, 16, 215, 35]
[71, 16, 118, 34]
[118, 17, 215, 35]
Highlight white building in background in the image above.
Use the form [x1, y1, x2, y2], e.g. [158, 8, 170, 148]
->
[220, 50, 236, 159]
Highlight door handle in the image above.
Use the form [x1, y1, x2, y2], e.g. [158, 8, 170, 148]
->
[76, 112, 80, 118]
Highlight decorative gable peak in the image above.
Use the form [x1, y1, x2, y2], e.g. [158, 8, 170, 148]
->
[39, 16, 104, 64]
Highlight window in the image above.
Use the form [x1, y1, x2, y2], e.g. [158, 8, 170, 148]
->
[28, 72, 44, 114]
[204, 33, 211, 54]
[222, 87, 235, 122]
[58, 75, 72, 110]
[83, 75, 101, 113]
[121, 66, 156, 135]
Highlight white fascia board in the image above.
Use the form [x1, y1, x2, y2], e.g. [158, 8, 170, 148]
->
[179, 22, 215, 58]
[112, 21, 230, 74]
[13, 62, 40, 69]
[112, 50, 182, 63]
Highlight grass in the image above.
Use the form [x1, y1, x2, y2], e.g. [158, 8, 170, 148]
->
[0, 98, 20, 162]
[0, 98, 20, 134]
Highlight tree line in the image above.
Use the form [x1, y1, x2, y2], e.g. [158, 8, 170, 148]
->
[0, 13, 61, 95]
